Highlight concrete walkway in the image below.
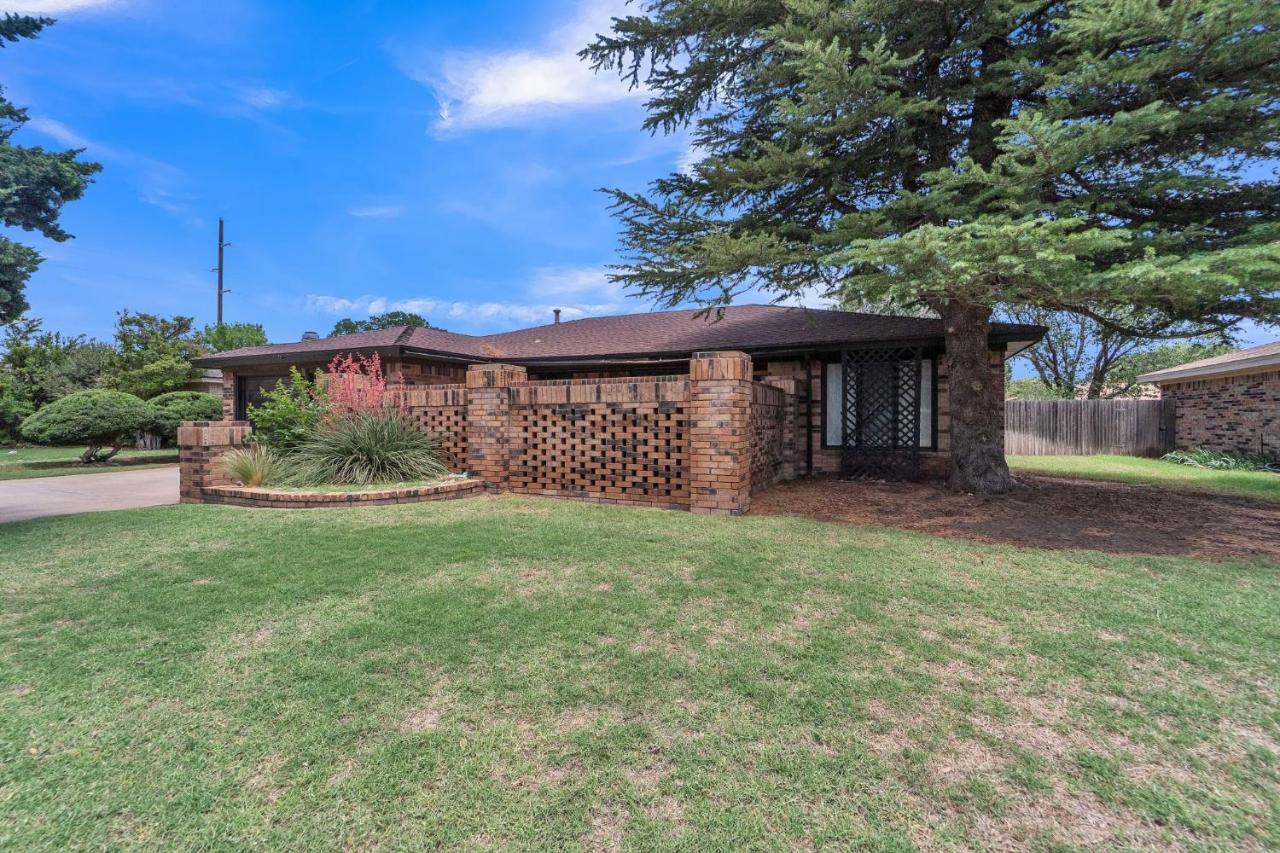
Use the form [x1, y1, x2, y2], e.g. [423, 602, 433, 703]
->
[0, 466, 179, 524]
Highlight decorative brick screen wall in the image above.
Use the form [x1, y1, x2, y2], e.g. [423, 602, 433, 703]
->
[183, 351, 799, 515]
[1164, 370, 1280, 459]
[749, 380, 796, 492]
[404, 384, 469, 470]
[506, 377, 691, 509]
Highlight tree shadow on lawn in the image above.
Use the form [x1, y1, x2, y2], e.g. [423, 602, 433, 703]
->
[750, 475, 1280, 561]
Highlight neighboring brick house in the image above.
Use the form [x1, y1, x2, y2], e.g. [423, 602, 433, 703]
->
[193, 305, 1043, 480]
[1139, 340, 1280, 460]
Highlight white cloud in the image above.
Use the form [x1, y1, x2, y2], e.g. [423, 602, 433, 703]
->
[7, 0, 123, 12]
[238, 87, 290, 110]
[347, 204, 405, 219]
[396, 0, 640, 132]
[677, 139, 705, 175]
[26, 116, 199, 223]
[305, 266, 633, 331]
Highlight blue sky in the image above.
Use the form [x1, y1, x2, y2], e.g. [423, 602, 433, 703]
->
[3, 0, 1273, 355]
[5, 0, 709, 342]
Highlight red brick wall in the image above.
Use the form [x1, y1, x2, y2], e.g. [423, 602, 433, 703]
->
[506, 376, 691, 509]
[1163, 369, 1280, 459]
[188, 353, 798, 514]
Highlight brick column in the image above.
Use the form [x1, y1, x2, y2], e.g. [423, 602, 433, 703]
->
[689, 351, 753, 515]
[220, 369, 236, 420]
[178, 420, 252, 504]
[763, 376, 800, 481]
[465, 363, 527, 491]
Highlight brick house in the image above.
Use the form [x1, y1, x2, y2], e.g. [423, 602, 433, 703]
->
[1139, 339, 1280, 460]
[194, 305, 1042, 482]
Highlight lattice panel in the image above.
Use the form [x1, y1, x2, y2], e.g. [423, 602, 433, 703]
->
[414, 406, 467, 469]
[508, 402, 689, 504]
[841, 347, 922, 481]
[749, 399, 786, 492]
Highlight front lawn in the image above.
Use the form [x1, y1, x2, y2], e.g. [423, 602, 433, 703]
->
[0, 446, 177, 481]
[1009, 453, 1280, 502]
[2, 497, 1276, 849]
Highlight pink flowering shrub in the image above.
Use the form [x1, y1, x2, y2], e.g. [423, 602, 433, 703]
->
[322, 352, 406, 420]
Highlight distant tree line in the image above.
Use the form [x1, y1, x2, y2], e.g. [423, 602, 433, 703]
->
[0, 312, 266, 440]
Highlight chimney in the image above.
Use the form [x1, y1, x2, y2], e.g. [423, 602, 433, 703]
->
[301, 331, 320, 341]
[553, 309, 561, 324]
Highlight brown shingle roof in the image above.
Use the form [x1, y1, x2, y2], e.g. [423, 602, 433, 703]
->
[195, 304, 1045, 367]
[1138, 339, 1280, 384]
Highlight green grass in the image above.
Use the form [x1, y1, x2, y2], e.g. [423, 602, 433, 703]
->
[0, 446, 177, 481]
[2, 497, 1277, 849]
[1010, 453, 1280, 502]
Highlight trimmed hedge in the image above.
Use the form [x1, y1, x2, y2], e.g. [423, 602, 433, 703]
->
[148, 391, 222, 440]
[20, 390, 155, 463]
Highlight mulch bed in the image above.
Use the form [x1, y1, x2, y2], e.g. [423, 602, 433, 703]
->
[750, 475, 1280, 561]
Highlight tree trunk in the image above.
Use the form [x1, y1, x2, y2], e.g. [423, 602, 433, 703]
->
[936, 298, 1013, 494]
[80, 444, 100, 464]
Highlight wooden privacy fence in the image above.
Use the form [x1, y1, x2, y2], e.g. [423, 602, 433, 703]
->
[1005, 399, 1176, 457]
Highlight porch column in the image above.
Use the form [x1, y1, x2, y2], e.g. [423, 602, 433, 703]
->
[220, 369, 236, 420]
[178, 420, 252, 503]
[689, 350, 753, 515]
[465, 363, 527, 491]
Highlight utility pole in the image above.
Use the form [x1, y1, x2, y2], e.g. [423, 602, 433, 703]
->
[214, 217, 231, 326]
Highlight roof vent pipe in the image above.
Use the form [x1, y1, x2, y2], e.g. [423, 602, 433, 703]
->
[301, 331, 320, 341]
[553, 309, 561, 324]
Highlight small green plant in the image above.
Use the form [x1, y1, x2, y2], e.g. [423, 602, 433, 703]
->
[221, 444, 280, 487]
[147, 391, 222, 441]
[19, 389, 155, 463]
[282, 410, 449, 486]
[247, 367, 326, 450]
[1162, 448, 1279, 473]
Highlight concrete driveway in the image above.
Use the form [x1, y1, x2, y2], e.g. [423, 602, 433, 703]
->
[0, 466, 179, 524]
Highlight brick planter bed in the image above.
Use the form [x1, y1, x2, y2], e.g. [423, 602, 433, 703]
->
[202, 477, 481, 509]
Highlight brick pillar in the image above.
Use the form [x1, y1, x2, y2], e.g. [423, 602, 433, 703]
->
[465, 363, 527, 491]
[220, 369, 236, 420]
[763, 376, 799, 481]
[178, 420, 252, 503]
[689, 351, 753, 515]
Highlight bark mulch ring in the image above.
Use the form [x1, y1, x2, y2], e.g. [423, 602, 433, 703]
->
[750, 475, 1280, 562]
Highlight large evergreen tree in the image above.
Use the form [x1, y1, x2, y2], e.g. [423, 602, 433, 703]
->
[585, 0, 1280, 492]
[0, 14, 101, 325]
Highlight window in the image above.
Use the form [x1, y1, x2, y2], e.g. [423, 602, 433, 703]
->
[824, 358, 933, 448]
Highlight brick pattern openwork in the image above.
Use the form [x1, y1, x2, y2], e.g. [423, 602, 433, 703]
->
[509, 400, 689, 508]
[404, 385, 469, 470]
[182, 351, 800, 515]
[749, 382, 790, 493]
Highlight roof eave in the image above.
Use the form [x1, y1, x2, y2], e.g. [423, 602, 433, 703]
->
[1138, 353, 1280, 384]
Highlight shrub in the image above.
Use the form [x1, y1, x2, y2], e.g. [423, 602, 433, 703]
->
[222, 444, 279, 487]
[248, 367, 326, 450]
[19, 389, 155, 462]
[148, 391, 222, 441]
[282, 410, 449, 486]
[1162, 448, 1279, 473]
[324, 351, 405, 419]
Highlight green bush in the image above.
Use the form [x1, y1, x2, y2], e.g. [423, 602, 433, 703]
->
[248, 367, 326, 450]
[148, 391, 222, 441]
[281, 410, 450, 486]
[19, 390, 155, 462]
[1162, 448, 1279, 473]
[222, 444, 279, 487]
[0, 376, 34, 443]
